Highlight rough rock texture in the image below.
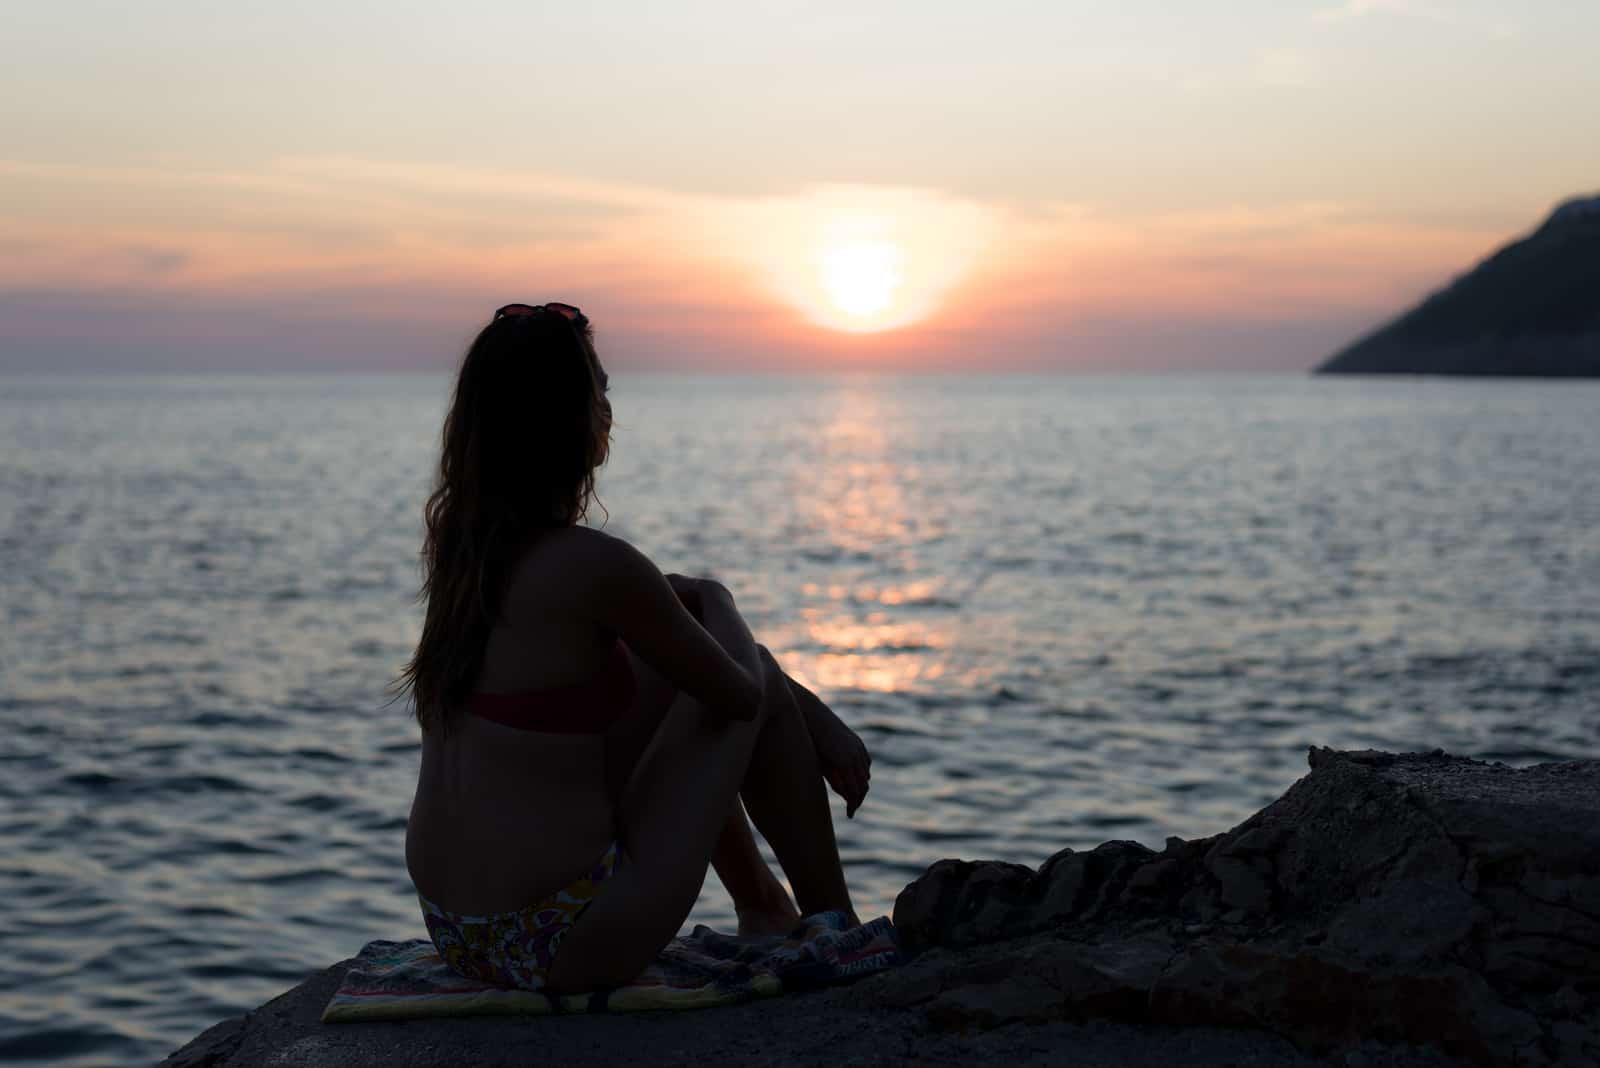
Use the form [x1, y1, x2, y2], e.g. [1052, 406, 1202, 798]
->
[885, 748, 1600, 1066]
[166, 748, 1597, 1067]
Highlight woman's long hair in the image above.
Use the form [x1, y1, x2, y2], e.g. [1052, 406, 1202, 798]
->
[396, 310, 611, 733]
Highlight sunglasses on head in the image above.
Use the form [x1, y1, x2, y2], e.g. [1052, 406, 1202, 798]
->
[494, 302, 587, 326]
[493, 302, 607, 390]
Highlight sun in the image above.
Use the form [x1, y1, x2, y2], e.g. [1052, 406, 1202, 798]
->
[700, 185, 997, 334]
[820, 240, 904, 320]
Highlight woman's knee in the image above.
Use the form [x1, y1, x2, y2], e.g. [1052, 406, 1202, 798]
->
[756, 646, 789, 697]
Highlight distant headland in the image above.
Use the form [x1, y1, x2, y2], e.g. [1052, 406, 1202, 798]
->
[1317, 194, 1600, 377]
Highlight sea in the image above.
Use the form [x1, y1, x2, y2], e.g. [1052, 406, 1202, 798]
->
[1, 372, 1597, 1066]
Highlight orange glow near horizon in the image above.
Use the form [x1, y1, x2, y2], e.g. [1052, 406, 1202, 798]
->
[701, 185, 1000, 336]
[0, 156, 1545, 370]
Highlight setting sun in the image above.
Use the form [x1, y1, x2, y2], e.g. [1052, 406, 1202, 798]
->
[820, 240, 904, 320]
[701, 185, 999, 336]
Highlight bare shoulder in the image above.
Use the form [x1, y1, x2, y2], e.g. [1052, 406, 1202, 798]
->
[548, 525, 646, 571]
[505, 526, 650, 603]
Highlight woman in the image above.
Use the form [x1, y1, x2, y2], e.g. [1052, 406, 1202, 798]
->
[399, 302, 871, 995]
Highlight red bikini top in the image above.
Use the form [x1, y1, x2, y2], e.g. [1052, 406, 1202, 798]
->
[464, 638, 636, 733]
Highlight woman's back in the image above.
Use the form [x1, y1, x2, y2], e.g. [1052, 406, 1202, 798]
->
[406, 528, 623, 915]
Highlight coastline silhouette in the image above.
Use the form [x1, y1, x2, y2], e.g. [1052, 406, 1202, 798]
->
[1317, 193, 1600, 377]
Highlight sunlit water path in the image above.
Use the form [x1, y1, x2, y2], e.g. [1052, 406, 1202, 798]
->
[2, 372, 1597, 1065]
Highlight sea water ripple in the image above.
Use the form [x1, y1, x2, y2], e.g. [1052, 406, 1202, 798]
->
[1, 372, 1598, 1066]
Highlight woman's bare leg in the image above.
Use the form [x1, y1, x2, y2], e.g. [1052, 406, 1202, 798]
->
[710, 802, 801, 936]
[624, 634, 855, 924]
[609, 649, 799, 935]
[547, 682, 768, 992]
[550, 592, 854, 992]
[622, 633, 853, 925]
[738, 646, 856, 924]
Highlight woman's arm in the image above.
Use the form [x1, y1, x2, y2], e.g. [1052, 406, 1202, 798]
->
[581, 533, 761, 721]
[678, 578, 762, 689]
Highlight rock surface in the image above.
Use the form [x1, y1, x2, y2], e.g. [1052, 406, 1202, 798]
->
[1316, 193, 1600, 376]
[886, 748, 1600, 1066]
[166, 748, 1598, 1067]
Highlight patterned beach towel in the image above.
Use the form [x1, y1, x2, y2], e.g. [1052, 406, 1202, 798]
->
[322, 911, 899, 1022]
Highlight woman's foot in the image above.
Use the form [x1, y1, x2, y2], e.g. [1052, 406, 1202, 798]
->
[735, 882, 802, 938]
[711, 803, 800, 936]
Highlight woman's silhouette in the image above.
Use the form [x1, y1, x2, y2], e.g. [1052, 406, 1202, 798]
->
[400, 303, 869, 993]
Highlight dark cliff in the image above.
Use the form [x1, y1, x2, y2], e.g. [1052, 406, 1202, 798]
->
[1317, 194, 1600, 376]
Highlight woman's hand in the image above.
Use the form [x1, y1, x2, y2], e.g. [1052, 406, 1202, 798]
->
[782, 672, 871, 818]
[813, 713, 872, 818]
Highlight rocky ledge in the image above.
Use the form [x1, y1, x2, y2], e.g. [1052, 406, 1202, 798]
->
[168, 749, 1598, 1067]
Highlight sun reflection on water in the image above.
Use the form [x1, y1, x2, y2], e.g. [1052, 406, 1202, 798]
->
[775, 384, 978, 695]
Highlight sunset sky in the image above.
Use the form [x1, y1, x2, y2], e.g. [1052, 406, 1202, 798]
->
[3, 1, 1597, 372]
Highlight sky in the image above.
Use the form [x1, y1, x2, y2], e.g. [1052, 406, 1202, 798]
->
[2, 0, 1597, 373]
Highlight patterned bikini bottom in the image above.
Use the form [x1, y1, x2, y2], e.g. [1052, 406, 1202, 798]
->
[417, 842, 621, 991]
